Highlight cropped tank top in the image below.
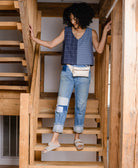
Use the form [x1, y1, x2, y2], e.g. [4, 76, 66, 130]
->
[61, 27, 94, 65]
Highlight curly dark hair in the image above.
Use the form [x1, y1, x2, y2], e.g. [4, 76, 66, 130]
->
[63, 3, 95, 29]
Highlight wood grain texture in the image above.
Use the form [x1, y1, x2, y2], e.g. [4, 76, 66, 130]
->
[109, 0, 122, 168]
[121, 0, 138, 168]
[19, 93, 30, 168]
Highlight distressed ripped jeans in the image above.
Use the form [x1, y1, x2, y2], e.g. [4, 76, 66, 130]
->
[53, 65, 91, 134]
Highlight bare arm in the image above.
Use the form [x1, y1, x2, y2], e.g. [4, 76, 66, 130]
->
[92, 21, 111, 54]
[29, 25, 64, 49]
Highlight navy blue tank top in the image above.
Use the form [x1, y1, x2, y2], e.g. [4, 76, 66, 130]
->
[61, 27, 94, 65]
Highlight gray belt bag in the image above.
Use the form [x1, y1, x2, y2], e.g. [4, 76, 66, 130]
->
[67, 65, 90, 77]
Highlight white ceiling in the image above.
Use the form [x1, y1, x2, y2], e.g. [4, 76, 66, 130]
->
[37, 0, 100, 4]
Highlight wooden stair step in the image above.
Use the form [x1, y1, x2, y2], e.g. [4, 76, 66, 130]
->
[29, 161, 104, 168]
[37, 127, 101, 135]
[0, 73, 27, 77]
[40, 98, 99, 114]
[0, 57, 24, 63]
[0, 22, 21, 30]
[0, 1, 19, 10]
[0, 85, 28, 91]
[0, 41, 23, 49]
[35, 144, 102, 152]
[38, 112, 100, 119]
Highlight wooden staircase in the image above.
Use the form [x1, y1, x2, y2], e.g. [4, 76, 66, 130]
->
[20, 94, 104, 168]
[0, 0, 28, 92]
[1, 0, 109, 168]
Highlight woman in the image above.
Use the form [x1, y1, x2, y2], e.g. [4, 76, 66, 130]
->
[29, 3, 111, 152]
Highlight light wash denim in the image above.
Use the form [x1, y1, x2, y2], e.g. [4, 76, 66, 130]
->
[53, 65, 91, 134]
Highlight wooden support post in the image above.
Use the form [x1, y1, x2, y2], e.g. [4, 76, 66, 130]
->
[40, 54, 44, 93]
[95, 24, 102, 99]
[120, 0, 138, 167]
[109, 0, 122, 168]
[19, 93, 30, 168]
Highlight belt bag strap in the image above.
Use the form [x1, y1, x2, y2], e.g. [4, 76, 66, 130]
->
[67, 65, 90, 77]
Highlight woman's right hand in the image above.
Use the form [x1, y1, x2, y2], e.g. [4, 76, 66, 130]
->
[29, 25, 35, 40]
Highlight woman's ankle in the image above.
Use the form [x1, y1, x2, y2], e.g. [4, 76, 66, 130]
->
[51, 132, 60, 144]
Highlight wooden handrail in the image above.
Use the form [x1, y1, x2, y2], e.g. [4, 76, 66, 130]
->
[29, 32, 41, 109]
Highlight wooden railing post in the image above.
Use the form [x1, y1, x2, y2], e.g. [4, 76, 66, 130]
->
[19, 93, 30, 168]
[96, 44, 109, 168]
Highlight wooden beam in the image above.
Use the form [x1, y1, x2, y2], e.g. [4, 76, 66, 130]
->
[0, 73, 27, 77]
[29, 161, 104, 168]
[0, 85, 28, 91]
[38, 3, 99, 17]
[120, 0, 138, 168]
[35, 144, 102, 152]
[0, 41, 21, 47]
[37, 127, 101, 135]
[40, 54, 44, 92]
[19, 94, 30, 168]
[107, 35, 111, 44]
[99, 0, 112, 23]
[0, 1, 18, 10]
[109, 0, 122, 168]
[0, 98, 20, 115]
[0, 57, 23, 63]
[0, 22, 20, 30]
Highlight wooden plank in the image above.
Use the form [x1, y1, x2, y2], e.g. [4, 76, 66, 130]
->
[120, 0, 138, 168]
[100, 44, 109, 168]
[20, 43, 24, 50]
[107, 35, 111, 44]
[0, 166, 18, 168]
[29, 161, 104, 168]
[40, 54, 44, 92]
[0, 91, 21, 99]
[0, 1, 18, 10]
[37, 127, 101, 135]
[0, 41, 20, 47]
[14, 1, 19, 10]
[40, 92, 96, 99]
[38, 113, 100, 119]
[109, 0, 122, 168]
[38, 3, 99, 17]
[0, 73, 27, 77]
[39, 98, 99, 114]
[22, 59, 27, 66]
[17, 23, 22, 31]
[35, 144, 102, 152]
[0, 86, 28, 91]
[0, 98, 20, 115]
[0, 57, 23, 62]
[19, 93, 29, 168]
[0, 22, 18, 30]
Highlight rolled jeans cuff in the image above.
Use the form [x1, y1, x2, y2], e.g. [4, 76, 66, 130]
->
[53, 124, 64, 134]
[74, 125, 83, 133]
